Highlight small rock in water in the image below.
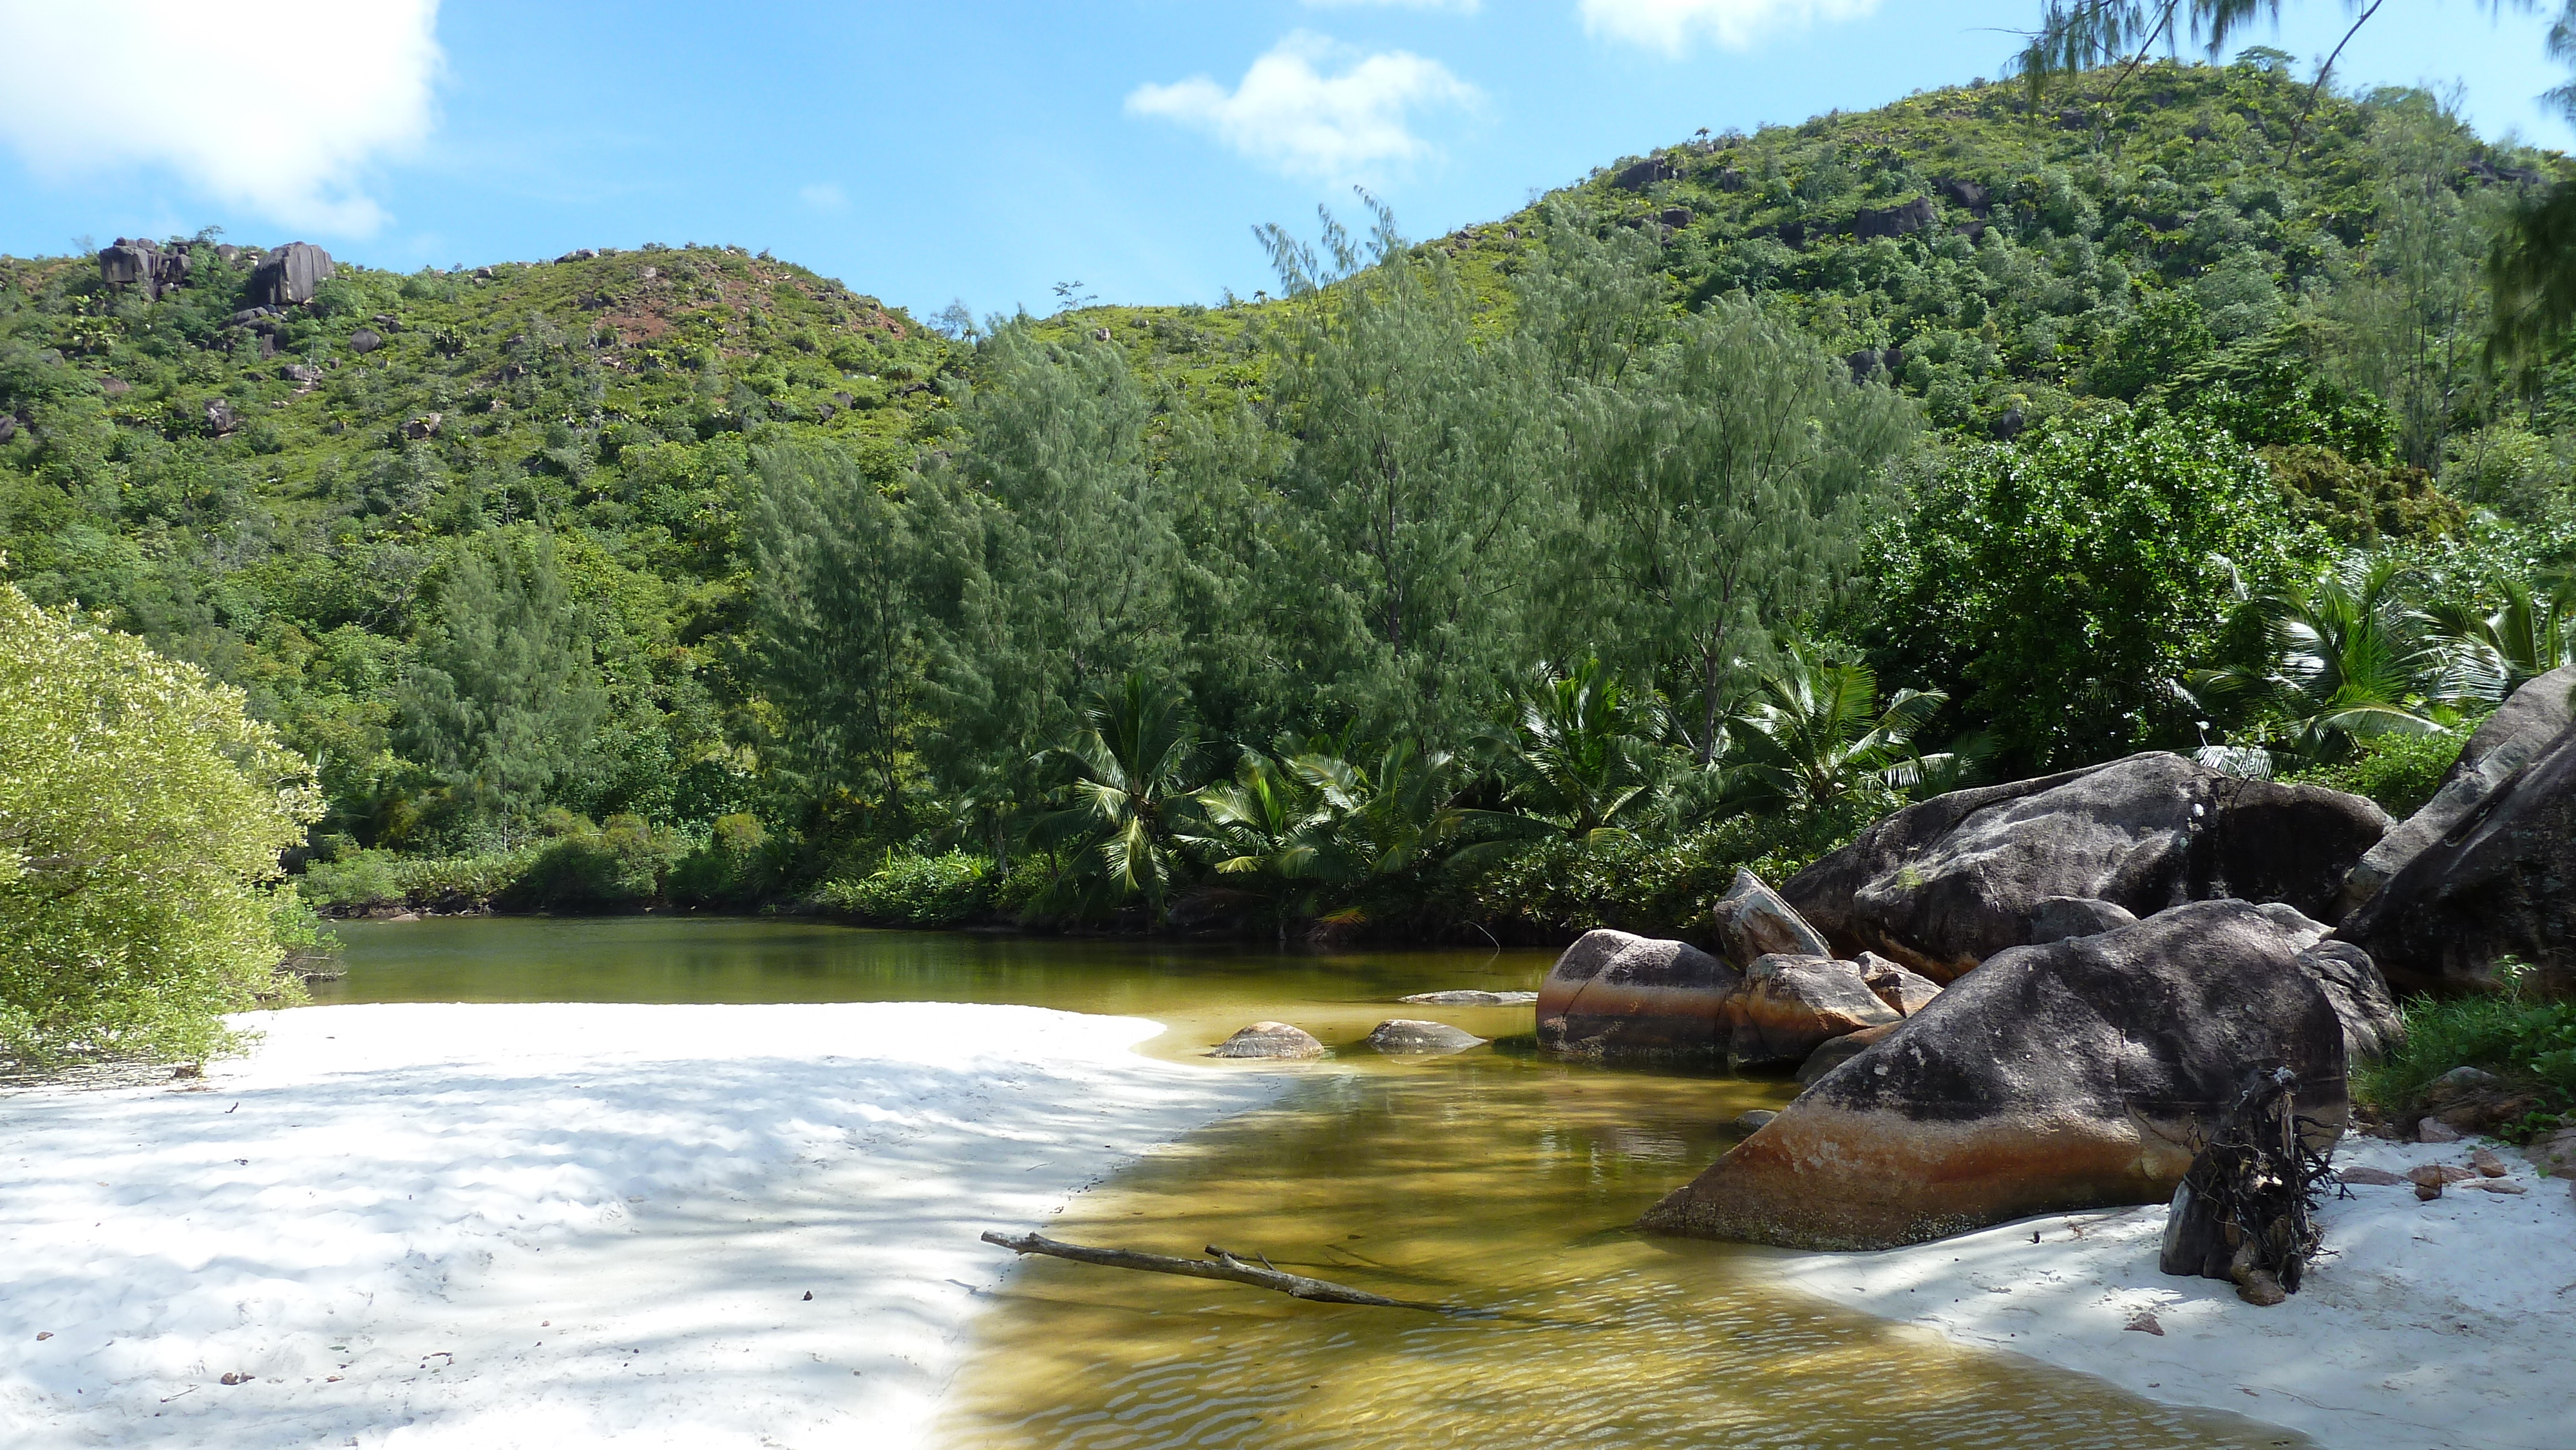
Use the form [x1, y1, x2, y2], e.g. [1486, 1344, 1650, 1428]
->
[1397, 990, 1538, 1006]
[2336, 1166, 2407, 1186]
[2471, 1146, 2508, 1177]
[1361, 1019, 1487, 1055]
[1730, 1109, 1779, 1134]
[1208, 1022, 1326, 1060]
[2418, 1118, 2464, 1144]
[2123, 1311, 2164, 1335]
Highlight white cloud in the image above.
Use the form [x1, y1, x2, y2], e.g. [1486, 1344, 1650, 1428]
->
[1580, 0, 1879, 55]
[1126, 32, 1479, 184]
[0, 0, 442, 236]
[799, 182, 850, 212]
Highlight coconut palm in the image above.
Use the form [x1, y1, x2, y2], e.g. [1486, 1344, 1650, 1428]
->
[1718, 644, 1952, 816]
[1025, 673, 1204, 918]
[1185, 751, 1341, 942]
[2431, 571, 2576, 702]
[1459, 660, 1671, 856]
[2188, 552, 2463, 762]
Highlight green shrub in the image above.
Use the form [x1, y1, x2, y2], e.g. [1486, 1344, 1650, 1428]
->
[1, 584, 325, 1067]
[505, 814, 688, 912]
[667, 812, 779, 909]
[2283, 730, 2467, 818]
[2356, 974, 2576, 1125]
[299, 845, 545, 910]
[299, 852, 406, 910]
[816, 849, 993, 927]
[1455, 809, 1862, 941]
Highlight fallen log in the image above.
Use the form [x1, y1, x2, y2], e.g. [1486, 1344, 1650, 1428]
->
[981, 1230, 1470, 1313]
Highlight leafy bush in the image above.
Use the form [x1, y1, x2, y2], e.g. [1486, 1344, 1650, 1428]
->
[816, 849, 993, 927]
[667, 813, 786, 910]
[2282, 730, 2466, 818]
[504, 814, 688, 912]
[2356, 980, 2576, 1123]
[1456, 808, 1862, 942]
[0, 585, 323, 1067]
[299, 846, 543, 911]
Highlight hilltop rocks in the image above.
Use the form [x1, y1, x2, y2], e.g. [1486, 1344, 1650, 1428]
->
[96, 238, 196, 299]
[1782, 752, 2389, 981]
[348, 328, 384, 354]
[1537, 930, 1739, 1060]
[1852, 196, 1937, 239]
[202, 400, 238, 434]
[2335, 715, 2576, 999]
[2336, 666, 2576, 918]
[1638, 900, 2360, 1250]
[250, 242, 335, 306]
[1361, 1020, 1486, 1055]
[1209, 1022, 1325, 1060]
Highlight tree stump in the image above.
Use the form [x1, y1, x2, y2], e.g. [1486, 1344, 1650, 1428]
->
[2158, 1066, 2329, 1304]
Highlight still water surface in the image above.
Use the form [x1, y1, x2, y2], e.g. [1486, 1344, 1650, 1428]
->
[322, 917, 2303, 1450]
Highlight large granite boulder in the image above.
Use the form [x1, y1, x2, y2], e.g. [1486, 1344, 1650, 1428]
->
[2336, 666, 2576, 918]
[2334, 716, 2576, 998]
[1710, 868, 1830, 966]
[1537, 930, 1739, 1060]
[1637, 900, 2360, 1250]
[250, 241, 336, 306]
[1727, 954, 1900, 1066]
[1782, 752, 2389, 981]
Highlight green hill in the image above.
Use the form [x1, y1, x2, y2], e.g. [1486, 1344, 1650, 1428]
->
[3, 59, 2566, 930]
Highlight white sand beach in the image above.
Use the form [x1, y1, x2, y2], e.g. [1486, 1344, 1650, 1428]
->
[0, 1001, 1288, 1449]
[1770, 1133, 2576, 1450]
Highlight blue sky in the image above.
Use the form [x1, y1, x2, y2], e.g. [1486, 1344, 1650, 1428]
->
[1, 1, 2565, 321]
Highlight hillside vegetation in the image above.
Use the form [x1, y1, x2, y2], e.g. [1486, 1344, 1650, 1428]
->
[4, 59, 2571, 940]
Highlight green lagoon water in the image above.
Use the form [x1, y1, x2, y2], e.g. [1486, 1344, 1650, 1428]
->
[319, 916, 2304, 1450]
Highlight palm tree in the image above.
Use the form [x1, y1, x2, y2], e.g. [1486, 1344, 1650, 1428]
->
[1461, 660, 1671, 854]
[1185, 751, 1340, 943]
[1027, 673, 1203, 918]
[2432, 570, 2576, 702]
[2188, 552, 2463, 762]
[1719, 644, 1952, 816]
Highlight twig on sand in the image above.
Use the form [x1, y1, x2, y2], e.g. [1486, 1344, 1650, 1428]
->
[981, 1230, 1473, 1314]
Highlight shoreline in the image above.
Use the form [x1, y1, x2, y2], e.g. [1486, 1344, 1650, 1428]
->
[0, 1001, 1294, 1449]
[1765, 1133, 2576, 1450]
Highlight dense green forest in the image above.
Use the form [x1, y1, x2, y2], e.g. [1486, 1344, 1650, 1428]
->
[4, 60, 2571, 941]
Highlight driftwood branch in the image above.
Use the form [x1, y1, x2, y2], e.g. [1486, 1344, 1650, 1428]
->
[981, 1230, 1470, 1313]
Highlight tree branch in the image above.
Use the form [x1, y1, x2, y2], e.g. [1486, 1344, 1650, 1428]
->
[981, 1230, 1473, 1313]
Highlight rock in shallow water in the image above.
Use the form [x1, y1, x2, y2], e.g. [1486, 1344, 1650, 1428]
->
[1208, 1022, 1326, 1060]
[1361, 1019, 1486, 1055]
[1397, 990, 1537, 1006]
[1536, 930, 1738, 1060]
[1638, 899, 2363, 1250]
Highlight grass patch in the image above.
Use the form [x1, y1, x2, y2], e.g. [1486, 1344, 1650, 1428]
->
[2356, 972, 2576, 1134]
